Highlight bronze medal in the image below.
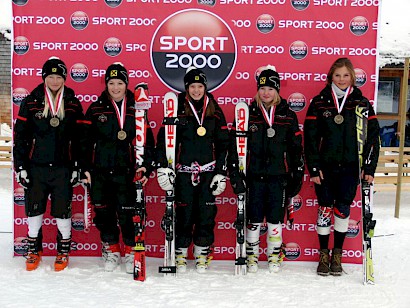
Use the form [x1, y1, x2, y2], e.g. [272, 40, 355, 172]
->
[267, 127, 275, 138]
[334, 114, 344, 124]
[197, 126, 206, 137]
[50, 117, 60, 127]
[117, 130, 127, 140]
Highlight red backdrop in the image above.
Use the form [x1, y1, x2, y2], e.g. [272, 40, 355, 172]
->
[12, 0, 379, 264]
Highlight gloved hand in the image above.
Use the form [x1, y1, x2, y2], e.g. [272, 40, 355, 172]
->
[210, 174, 226, 196]
[229, 171, 246, 195]
[157, 167, 176, 191]
[70, 169, 81, 187]
[16, 169, 30, 189]
[286, 168, 304, 198]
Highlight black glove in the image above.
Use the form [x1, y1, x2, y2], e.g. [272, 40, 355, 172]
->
[286, 169, 304, 198]
[230, 171, 246, 195]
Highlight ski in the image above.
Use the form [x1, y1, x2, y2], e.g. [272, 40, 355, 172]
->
[132, 82, 152, 281]
[234, 101, 249, 275]
[158, 91, 178, 276]
[82, 182, 92, 233]
[356, 105, 376, 285]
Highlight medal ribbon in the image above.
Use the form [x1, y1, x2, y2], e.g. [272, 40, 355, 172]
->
[44, 84, 64, 117]
[111, 96, 127, 130]
[188, 95, 209, 128]
[331, 85, 352, 114]
[260, 103, 275, 128]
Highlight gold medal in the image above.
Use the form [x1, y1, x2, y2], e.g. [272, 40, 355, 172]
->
[334, 114, 344, 124]
[197, 126, 206, 137]
[267, 127, 275, 138]
[117, 130, 127, 140]
[50, 117, 60, 127]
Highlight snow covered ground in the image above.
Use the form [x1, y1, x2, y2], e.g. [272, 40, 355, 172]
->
[0, 167, 409, 307]
[1, 1, 410, 305]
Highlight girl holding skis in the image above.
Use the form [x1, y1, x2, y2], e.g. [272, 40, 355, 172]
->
[304, 57, 380, 276]
[81, 63, 155, 273]
[156, 67, 230, 273]
[229, 65, 304, 273]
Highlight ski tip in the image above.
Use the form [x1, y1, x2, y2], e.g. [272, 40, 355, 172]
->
[134, 85, 152, 110]
[163, 91, 178, 102]
[135, 82, 148, 91]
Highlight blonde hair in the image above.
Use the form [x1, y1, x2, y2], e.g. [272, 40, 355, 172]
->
[255, 88, 281, 109]
[42, 82, 65, 120]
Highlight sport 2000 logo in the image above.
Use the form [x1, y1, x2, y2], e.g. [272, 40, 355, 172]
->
[151, 9, 237, 92]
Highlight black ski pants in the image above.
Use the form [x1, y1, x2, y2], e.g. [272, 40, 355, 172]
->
[175, 172, 217, 248]
[247, 175, 287, 224]
[314, 164, 359, 219]
[91, 169, 136, 247]
[25, 165, 72, 218]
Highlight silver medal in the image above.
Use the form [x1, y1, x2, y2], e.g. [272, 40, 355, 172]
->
[267, 127, 275, 138]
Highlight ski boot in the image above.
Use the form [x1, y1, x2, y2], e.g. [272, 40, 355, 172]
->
[246, 242, 259, 273]
[25, 236, 42, 271]
[194, 245, 211, 274]
[124, 245, 135, 274]
[268, 251, 283, 273]
[317, 248, 330, 276]
[175, 247, 188, 273]
[54, 237, 71, 272]
[102, 242, 121, 272]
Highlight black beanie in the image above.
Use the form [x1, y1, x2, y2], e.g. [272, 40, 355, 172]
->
[184, 66, 207, 89]
[42, 57, 67, 80]
[257, 66, 280, 93]
[105, 62, 128, 85]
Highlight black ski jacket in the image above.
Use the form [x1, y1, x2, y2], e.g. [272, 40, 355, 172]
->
[229, 98, 303, 178]
[156, 92, 229, 175]
[304, 85, 380, 177]
[13, 83, 84, 170]
[81, 89, 155, 174]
